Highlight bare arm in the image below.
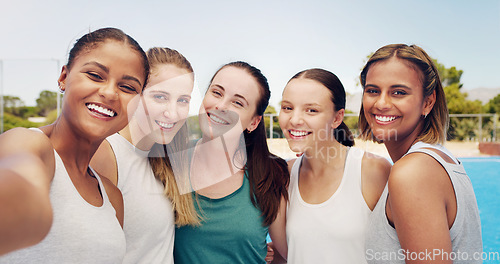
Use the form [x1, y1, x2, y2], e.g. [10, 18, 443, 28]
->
[269, 196, 288, 263]
[361, 152, 391, 210]
[0, 128, 55, 255]
[388, 154, 454, 264]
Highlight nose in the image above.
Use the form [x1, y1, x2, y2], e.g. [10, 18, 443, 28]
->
[289, 110, 304, 126]
[98, 81, 118, 100]
[163, 102, 179, 121]
[374, 92, 391, 110]
[214, 99, 229, 112]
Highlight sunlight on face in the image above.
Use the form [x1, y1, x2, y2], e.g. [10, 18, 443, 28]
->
[131, 64, 194, 145]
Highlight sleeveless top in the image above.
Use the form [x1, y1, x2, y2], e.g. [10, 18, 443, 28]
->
[0, 128, 125, 263]
[286, 147, 371, 264]
[365, 142, 483, 263]
[106, 133, 175, 264]
[174, 173, 269, 264]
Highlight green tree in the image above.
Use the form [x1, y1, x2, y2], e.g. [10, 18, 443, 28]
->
[344, 110, 358, 136]
[264, 105, 283, 138]
[2, 112, 38, 132]
[36, 90, 58, 117]
[2, 95, 25, 117]
[484, 94, 500, 114]
[434, 59, 486, 140]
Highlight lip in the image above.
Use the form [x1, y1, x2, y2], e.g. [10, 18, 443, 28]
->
[373, 114, 400, 125]
[207, 112, 230, 125]
[287, 129, 312, 139]
[155, 120, 176, 131]
[86, 102, 117, 120]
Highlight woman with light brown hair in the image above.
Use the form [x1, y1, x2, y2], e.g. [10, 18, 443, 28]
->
[360, 44, 482, 263]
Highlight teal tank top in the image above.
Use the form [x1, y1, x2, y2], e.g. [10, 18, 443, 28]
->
[174, 173, 268, 264]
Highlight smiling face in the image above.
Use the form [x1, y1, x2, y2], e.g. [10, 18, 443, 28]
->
[58, 40, 145, 140]
[133, 64, 193, 145]
[199, 66, 262, 140]
[279, 78, 341, 153]
[362, 57, 434, 144]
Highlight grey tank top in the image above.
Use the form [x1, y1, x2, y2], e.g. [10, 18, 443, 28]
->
[365, 142, 482, 263]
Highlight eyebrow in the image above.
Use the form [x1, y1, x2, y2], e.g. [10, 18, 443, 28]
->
[83, 61, 142, 87]
[83, 61, 109, 73]
[364, 84, 412, 89]
[212, 84, 249, 105]
[123, 75, 143, 87]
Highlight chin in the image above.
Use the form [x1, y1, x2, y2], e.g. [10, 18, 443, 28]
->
[287, 142, 308, 154]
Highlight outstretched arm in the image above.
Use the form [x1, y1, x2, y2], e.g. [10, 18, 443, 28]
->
[0, 128, 54, 256]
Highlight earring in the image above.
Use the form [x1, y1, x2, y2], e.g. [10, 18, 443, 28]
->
[58, 83, 65, 93]
[423, 113, 428, 119]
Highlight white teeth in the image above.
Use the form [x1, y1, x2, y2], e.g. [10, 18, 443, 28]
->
[290, 130, 309, 137]
[375, 115, 397, 122]
[87, 103, 115, 117]
[209, 114, 229, 125]
[157, 121, 175, 129]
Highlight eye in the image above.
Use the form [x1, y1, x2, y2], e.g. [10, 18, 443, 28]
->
[306, 108, 318, 113]
[393, 90, 407, 96]
[233, 100, 244, 107]
[364, 88, 379, 94]
[211, 89, 222, 97]
[120, 85, 138, 94]
[178, 98, 190, 104]
[281, 105, 292, 111]
[86, 72, 103, 81]
[153, 94, 167, 101]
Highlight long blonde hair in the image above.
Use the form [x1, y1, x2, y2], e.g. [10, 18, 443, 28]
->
[146, 47, 200, 226]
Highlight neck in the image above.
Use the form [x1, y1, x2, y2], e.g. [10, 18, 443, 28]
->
[384, 124, 423, 163]
[126, 118, 155, 151]
[301, 139, 348, 176]
[43, 120, 100, 175]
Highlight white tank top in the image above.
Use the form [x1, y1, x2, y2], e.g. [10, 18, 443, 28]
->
[0, 142, 126, 263]
[286, 147, 371, 264]
[106, 133, 175, 264]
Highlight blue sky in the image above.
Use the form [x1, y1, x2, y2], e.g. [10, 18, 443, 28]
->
[0, 0, 499, 114]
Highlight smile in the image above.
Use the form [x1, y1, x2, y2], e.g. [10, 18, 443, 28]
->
[289, 130, 312, 138]
[208, 113, 230, 125]
[86, 103, 116, 117]
[374, 115, 398, 122]
[156, 120, 175, 129]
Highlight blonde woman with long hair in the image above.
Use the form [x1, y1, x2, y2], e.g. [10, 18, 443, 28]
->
[91, 47, 199, 264]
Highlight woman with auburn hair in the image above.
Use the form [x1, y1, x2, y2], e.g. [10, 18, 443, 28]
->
[91, 47, 199, 264]
[0, 27, 149, 262]
[360, 44, 482, 263]
[174, 61, 289, 264]
[279, 68, 390, 263]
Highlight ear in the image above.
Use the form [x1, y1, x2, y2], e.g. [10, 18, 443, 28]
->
[246, 115, 262, 133]
[423, 90, 436, 116]
[331, 109, 345, 130]
[58, 65, 68, 92]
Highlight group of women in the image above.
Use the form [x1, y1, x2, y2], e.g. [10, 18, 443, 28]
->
[0, 27, 482, 263]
